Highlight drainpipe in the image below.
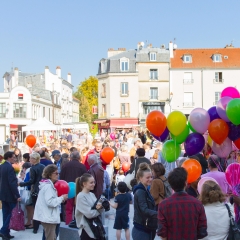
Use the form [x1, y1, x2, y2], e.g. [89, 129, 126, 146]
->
[201, 68, 203, 108]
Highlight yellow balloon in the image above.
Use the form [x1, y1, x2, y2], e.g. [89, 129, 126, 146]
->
[167, 111, 187, 136]
[207, 135, 213, 147]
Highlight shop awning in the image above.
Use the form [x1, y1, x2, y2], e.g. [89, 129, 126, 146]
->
[93, 119, 107, 124]
[10, 124, 18, 131]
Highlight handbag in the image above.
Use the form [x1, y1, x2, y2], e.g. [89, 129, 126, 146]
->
[225, 204, 240, 240]
[124, 159, 136, 190]
[9, 203, 25, 231]
[21, 187, 31, 205]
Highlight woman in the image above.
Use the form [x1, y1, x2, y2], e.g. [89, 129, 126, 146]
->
[19, 152, 45, 233]
[118, 145, 130, 165]
[227, 151, 236, 166]
[75, 173, 105, 240]
[34, 164, 68, 240]
[23, 153, 30, 162]
[150, 163, 166, 207]
[199, 180, 233, 240]
[143, 143, 151, 160]
[14, 147, 22, 163]
[132, 163, 157, 240]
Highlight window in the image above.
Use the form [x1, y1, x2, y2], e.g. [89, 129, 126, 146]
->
[183, 55, 192, 63]
[13, 103, 27, 118]
[120, 60, 129, 71]
[214, 72, 223, 83]
[150, 52, 156, 61]
[143, 103, 165, 115]
[121, 103, 130, 117]
[183, 72, 193, 83]
[150, 69, 158, 80]
[43, 107, 45, 117]
[183, 92, 194, 107]
[150, 88, 158, 100]
[101, 83, 106, 98]
[213, 54, 222, 62]
[215, 92, 221, 105]
[121, 82, 128, 96]
[102, 104, 106, 117]
[0, 103, 6, 118]
[101, 60, 107, 73]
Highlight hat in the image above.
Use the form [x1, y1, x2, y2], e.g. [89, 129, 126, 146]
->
[51, 150, 61, 157]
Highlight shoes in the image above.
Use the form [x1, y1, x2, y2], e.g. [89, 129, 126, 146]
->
[25, 225, 33, 229]
[33, 230, 38, 234]
[6, 235, 14, 239]
[24, 224, 31, 227]
[0, 232, 10, 240]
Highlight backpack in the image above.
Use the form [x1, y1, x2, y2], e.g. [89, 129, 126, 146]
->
[159, 178, 172, 199]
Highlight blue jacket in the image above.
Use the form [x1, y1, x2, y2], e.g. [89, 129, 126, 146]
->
[0, 161, 20, 202]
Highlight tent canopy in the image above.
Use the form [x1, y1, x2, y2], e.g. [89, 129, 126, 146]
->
[22, 117, 58, 131]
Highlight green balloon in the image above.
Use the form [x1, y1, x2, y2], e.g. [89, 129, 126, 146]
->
[226, 98, 240, 125]
[188, 121, 196, 133]
[171, 125, 189, 144]
[162, 140, 181, 163]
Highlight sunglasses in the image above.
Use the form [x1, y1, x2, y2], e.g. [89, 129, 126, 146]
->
[53, 172, 59, 175]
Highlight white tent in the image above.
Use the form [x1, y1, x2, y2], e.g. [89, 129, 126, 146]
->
[22, 117, 58, 131]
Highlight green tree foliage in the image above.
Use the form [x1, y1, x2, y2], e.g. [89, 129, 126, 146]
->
[74, 76, 98, 125]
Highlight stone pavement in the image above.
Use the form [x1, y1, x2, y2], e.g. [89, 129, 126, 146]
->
[0, 203, 161, 240]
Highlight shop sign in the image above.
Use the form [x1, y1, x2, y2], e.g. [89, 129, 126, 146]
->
[100, 122, 110, 127]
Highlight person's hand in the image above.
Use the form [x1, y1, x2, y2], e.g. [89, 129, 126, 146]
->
[232, 195, 240, 206]
[96, 203, 102, 210]
[62, 194, 68, 202]
[17, 198, 21, 202]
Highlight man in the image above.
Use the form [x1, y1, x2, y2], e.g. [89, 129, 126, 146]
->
[0, 152, 21, 240]
[52, 150, 68, 176]
[60, 151, 87, 225]
[67, 132, 72, 143]
[129, 139, 142, 157]
[158, 167, 207, 240]
[87, 154, 104, 199]
[201, 155, 231, 194]
[39, 150, 52, 166]
[109, 140, 117, 157]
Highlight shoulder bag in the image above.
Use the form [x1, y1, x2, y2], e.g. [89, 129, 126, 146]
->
[124, 158, 136, 190]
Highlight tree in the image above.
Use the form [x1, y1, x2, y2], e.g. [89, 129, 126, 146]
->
[74, 76, 98, 125]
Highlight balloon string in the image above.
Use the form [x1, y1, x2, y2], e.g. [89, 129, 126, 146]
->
[217, 145, 225, 172]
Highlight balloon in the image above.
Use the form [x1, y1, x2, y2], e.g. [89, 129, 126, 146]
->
[216, 97, 232, 122]
[26, 135, 36, 148]
[208, 119, 229, 145]
[208, 106, 220, 122]
[221, 87, 240, 99]
[208, 135, 213, 147]
[182, 159, 202, 183]
[167, 111, 186, 136]
[212, 138, 232, 158]
[226, 163, 240, 187]
[197, 177, 219, 194]
[162, 140, 181, 163]
[54, 180, 69, 197]
[100, 147, 115, 164]
[226, 98, 240, 125]
[171, 124, 189, 144]
[12, 163, 21, 174]
[122, 162, 130, 172]
[152, 127, 169, 142]
[227, 122, 240, 141]
[188, 122, 196, 133]
[189, 108, 210, 134]
[234, 138, 240, 149]
[146, 110, 167, 137]
[110, 133, 115, 140]
[68, 182, 76, 199]
[184, 133, 205, 156]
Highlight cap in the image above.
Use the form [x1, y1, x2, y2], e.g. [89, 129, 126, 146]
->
[51, 150, 61, 157]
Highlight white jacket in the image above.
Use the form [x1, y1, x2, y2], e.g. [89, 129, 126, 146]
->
[33, 179, 63, 224]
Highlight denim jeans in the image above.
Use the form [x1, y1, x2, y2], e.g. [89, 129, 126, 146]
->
[42, 223, 60, 240]
[132, 226, 155, 240]
[0, 201, 16, 235]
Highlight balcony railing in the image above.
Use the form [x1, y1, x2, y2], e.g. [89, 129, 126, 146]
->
[149, 96, 158, 100]
[183, 79, 194, 84]
[120, 112, 130, 118]
[100, 113, 107, 118]
[183, 102, 194, 107]
[213, 79, 224, 83]
[149, 76, 158, 81]
[120, 91, 129, 97]
[101, 92, 106, 98]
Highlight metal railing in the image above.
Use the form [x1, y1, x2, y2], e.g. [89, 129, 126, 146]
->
[213, 79, 224, 83]
[149, 96, 158, 100]
[120, 91, 129, 97]
[183, 79, 194, 84]
[120, 112, 130, 117]
[183, 102, 194, 107]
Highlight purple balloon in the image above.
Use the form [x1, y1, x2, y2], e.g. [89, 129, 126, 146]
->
[208, 106, 220, 122]
[152, 127, 169, 142]
[227, 122, 240, 141]
[216, 97, 232, 122]
[184, 133, 205, 156]
[212, 138, 232, 158]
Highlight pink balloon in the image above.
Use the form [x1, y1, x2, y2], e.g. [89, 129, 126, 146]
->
[212, 138, 232, 158]
[226, 163, 240, 187]
[110, 133, 115, 139]
[189, 108, 210, 134]
[216, 97, 232, 122]
[221, 87, 240, 99]
[198, 177, 219, 194]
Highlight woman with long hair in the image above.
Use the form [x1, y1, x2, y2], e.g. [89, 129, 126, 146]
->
[14, 148, 22, 163]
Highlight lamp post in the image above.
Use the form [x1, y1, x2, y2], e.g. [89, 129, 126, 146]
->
[166, 92, 173, 113]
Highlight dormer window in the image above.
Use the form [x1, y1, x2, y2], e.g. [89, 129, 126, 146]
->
[120, 58, 129, 72]
[183, 55, 192, 63]
[101, 60, 107, 73]
[213, 54, 222, 62]
[150, 52, 156, 61]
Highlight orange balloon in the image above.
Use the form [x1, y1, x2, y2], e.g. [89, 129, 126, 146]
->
[208, 119, 229, 145]
[100, 147, 115, 164]
[122, 162, 130, 172]
[26, 135, 36, 148]
[146, 110, 167, 137]
[182, 159, 202, 183]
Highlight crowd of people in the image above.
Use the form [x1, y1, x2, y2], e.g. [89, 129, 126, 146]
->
[0, 128, 240, 240]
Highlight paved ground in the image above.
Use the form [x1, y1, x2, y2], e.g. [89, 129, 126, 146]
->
[0, 203, 161, 240]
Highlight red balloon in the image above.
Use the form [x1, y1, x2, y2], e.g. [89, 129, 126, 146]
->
[122, 162, 130, 172]
[54, 180, 69, 197]
[234, 138, 240, 149]
[100, 147, 115, 164]
[182, 159, 202, 183]
[208, 119, 229, 145]
[146, 110, 167, 137]
[26, 135, 36, 148]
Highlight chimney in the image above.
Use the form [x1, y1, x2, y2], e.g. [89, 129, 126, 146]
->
[67, 73, 71, 83]
[169, 41, 174, 58]
[56, 66, 61, 77]
[107, 48, 126, 58]
[14, 67, 19, 86]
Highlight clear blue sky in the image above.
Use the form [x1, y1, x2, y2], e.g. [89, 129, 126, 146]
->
[1, 0, 240, 92]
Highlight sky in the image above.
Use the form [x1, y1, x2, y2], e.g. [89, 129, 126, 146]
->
[0, 0, 240, 92]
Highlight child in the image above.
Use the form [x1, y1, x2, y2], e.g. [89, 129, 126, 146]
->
[109, 182, 132, 240]
[130, 178, 138, 205]
[116, 169, 125, 185]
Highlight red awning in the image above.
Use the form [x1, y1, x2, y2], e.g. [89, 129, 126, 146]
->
[110, 119, 138, 128]
[10, 124, 18, 131]
[93, 119, 107, 124]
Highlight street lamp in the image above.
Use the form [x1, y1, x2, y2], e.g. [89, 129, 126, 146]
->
[166, 92, 173, 113]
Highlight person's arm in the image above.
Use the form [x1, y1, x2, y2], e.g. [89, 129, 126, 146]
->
[157, 204, 167, 238]
[197, 205, 208, 239]
[44, 185, 66, 207]
[59, 165, 66, 180]
[109, 201, 118, 209]
[20, 167, 36, 187]
[8, 166, 20, 199]
[129, 159, 135, 173]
